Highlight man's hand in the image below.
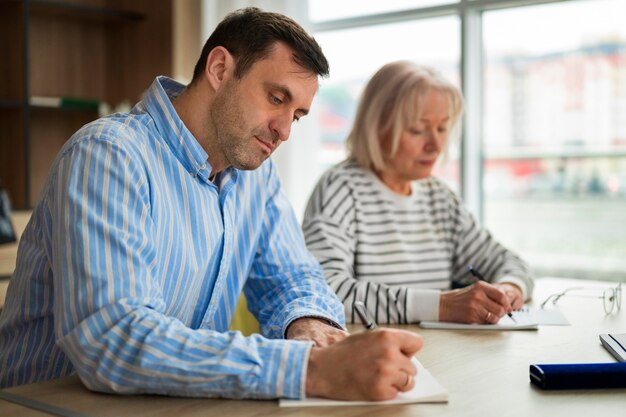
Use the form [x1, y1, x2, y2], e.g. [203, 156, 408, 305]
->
[286, 317, 348, 347]
[306, 328, 423, 401]
[439, 280, 513, 324]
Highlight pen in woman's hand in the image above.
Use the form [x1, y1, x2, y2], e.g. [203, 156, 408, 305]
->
[353, 301, 377, 330]
[468, 266, 517, 323]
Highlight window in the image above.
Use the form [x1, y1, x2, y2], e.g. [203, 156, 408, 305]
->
[307, 0, 626, 282]
[483, 0, 626, 280]
[313, 16, 461, 192]
[308, 0, 458, 23]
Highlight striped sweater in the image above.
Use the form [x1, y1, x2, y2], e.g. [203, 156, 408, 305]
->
[303, 160, 533, 324]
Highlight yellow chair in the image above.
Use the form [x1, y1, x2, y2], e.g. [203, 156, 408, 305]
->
[229, 294, 260, 336]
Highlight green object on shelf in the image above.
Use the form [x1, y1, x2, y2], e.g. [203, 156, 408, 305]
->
[60, 97, 100, 110]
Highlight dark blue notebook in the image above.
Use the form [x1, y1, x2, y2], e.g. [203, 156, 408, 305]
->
[529, 362, 626, 390]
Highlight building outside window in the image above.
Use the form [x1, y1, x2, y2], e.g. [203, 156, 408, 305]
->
[482, 0, 626, 280]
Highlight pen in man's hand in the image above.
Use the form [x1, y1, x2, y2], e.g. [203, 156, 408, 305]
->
[467, 265, 517, 323]
[353, 301, 377, 330]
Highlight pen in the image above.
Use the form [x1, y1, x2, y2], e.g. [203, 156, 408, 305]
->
[353, 301, 377, 330]
[468, 265, 517, 323]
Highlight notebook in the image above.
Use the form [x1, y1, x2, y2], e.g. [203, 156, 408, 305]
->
[419, 307, 569, 330]
[279, 357, 447, 407]
[529, 362, 626, 389]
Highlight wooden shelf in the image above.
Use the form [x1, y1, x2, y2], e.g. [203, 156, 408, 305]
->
[30, 96, 100, 111]
[30, 105, 99, 112]
[29, 0, 145, 22]
[0, 0, 173, 209]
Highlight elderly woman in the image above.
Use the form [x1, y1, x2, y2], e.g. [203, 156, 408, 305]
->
[303, 61, 533, 325]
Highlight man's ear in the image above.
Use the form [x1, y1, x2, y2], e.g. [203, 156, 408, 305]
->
[204, 46, 234, 90]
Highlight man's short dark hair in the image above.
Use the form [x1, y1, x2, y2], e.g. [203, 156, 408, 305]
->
[191, 7, 329, 83]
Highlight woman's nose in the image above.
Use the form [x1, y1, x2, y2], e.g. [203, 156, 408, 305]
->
[424, 130, 443, 152]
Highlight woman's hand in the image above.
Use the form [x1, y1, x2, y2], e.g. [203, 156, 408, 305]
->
[439, 281, 513, 323]
[494, 282, 524, 310]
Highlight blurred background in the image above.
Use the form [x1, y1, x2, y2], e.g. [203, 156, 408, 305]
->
[262, 0, 626, 283]
[1, 0, 625, 284]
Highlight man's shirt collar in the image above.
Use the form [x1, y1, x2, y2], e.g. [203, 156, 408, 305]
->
[142, 76, 214, 181]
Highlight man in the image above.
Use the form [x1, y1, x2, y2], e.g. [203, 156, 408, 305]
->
[0, 8, 422, 400]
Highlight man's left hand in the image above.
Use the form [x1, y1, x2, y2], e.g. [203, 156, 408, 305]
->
[286, 317, 349, 347]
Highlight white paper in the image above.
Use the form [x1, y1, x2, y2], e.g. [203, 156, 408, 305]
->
[418, 306, 569, 330]
[517, 307, 570, 326]
[279, 358, 447, 407]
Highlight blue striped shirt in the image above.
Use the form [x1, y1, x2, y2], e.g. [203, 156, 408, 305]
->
[0, 76, 345, 398]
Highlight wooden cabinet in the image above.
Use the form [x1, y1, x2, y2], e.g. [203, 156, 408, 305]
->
[0, 0, 173, 208]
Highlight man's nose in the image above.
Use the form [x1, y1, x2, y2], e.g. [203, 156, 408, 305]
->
[269, 113, 293, 143]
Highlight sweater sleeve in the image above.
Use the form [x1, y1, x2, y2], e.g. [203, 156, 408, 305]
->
[446, 187, 534, 300]
[302, 168, 423, 324]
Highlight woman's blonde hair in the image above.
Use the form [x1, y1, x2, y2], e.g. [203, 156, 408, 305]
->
[346, 61, 464, 172]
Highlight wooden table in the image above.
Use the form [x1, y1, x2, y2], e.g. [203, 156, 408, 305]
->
[1, 277, 624, 417]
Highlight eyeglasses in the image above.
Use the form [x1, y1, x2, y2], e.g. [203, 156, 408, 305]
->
[540, 283, 622, 315]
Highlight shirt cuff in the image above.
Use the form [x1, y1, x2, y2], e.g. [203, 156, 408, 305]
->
[495, 275, 529, 301]
[405, 288, 441, 322]
[281, 308, 345, 338]
[255, 337, 314, 399]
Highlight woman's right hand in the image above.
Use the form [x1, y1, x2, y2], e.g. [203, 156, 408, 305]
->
[439, 281, 512, 324]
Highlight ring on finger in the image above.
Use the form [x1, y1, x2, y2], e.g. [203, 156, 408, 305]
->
[485, 311, 492, 320]
[402, 373, 413, 389]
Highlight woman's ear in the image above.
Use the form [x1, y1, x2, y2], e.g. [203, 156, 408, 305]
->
[204, 46, 234, 90]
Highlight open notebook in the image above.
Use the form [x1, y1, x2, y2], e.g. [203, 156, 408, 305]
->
[279, 357, 447, 407]
[419, 306, 569, 330]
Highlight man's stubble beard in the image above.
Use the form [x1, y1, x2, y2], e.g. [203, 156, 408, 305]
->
[210, 81, 269, 171]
